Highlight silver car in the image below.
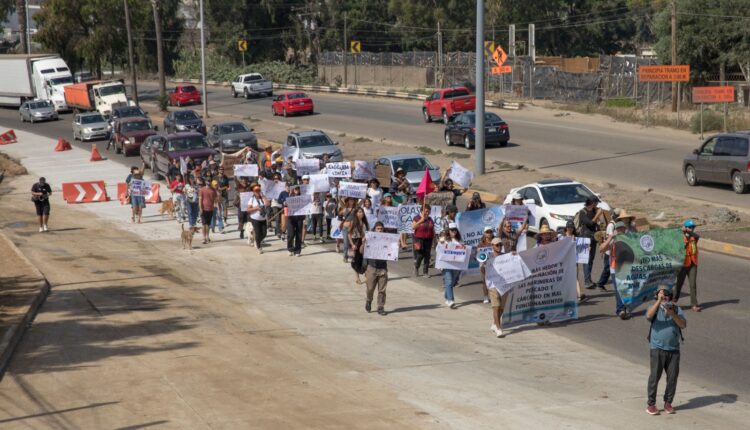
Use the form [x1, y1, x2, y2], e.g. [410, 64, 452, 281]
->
[375, 154, 440, 189]
[285, 130, 343, 162]
[207, 121, 258, 153]
[19, 100, 58, 123]
[72, 112, 110, 141]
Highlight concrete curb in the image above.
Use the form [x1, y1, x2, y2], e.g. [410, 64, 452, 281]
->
[0, 233, 50, 379]
[169, 79, 522, 110]
[700, 238, 750, 260]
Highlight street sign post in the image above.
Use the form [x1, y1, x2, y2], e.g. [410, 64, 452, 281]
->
[693, 86, 735, 139]
[350, 40, 361, 54]
[483, 41, 495, 59]
[238, 39, 248, 66]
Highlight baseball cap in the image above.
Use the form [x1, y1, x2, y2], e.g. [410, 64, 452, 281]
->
[683, 219, 696, 228]
[302, 175, 310, 180]
[484, 226, 493, 232]
[656, 284, 673, 296]
[491, 237, 502, 245]
[512, 192, 522, 200]
[448, 222, 458, 230]
[383, 193, 392, 198]
[614, 221, 626, 229]
[565, 221, 576, 230]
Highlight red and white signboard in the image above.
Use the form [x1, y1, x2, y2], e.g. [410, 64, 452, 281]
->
[62, 181, 109, 203]
[692, 86, 735, 104]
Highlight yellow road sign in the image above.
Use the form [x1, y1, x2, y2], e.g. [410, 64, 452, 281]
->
[238, 39, 248, 52]
[350, 40, 361, 54]
[483, 41, 495, 59]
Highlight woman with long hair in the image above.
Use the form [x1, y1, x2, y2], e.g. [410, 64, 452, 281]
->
[411, 205, 435, 277]
[246, 184, 268, 253]
[348, 206, 370, 284]
[441, 223, 464, 309]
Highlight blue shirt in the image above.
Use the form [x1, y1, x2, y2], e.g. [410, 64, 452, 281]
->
[649, 306, 685, 351]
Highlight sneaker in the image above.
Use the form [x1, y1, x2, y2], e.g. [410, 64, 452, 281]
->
[618, 310, 628, 320]
[663, 403, 675, 414]
[445, 300, 450, 306]
[598, 284, 607, 292]
[365, 301, 372, 313]
[377, 309, 386, 316]
[319, 238, 325, 244]
[495, 327, 504, 338]
[483, 296, 490, 304]
[691, 305, 702, 312]
[296, 253, 301, 257]
[490, 324, 498, 332]
[448, 301, 456, 309]
[585, 283, 597, 290]
[38, 227, 44, 233]
[646, 405, 659, 415]
[579, 294, 590, 303]
[43, 224, 49, 232]
[258, 248, 263, 254]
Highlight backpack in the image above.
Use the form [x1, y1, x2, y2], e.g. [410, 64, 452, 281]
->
[573, 210, 584, 234]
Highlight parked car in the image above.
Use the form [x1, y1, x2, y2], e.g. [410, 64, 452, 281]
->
[683, 132, 750, 194]
[272, 92, 314, 117]
[19, 99, 58, 123]
[110, 105, 148, 123]
[112, 117, 158, 156]
[230, 73, 273, 99]
[168, 85, 202, 107]
[285, 130, 343, 162]
[444, 111, 510, 149]
[163, 109, 206, 135]
[422, 87, 476, 124]
[140, 134, 162, 169]
[207, 122, 258, 153]
[146, 132, 219, 180]
[504, 179, 611, 234]
[374, 154, 440, 190]
[72, 112, 109, 141]
[74, 71, 96, 83]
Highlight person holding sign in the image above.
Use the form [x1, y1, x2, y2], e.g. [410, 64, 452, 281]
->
[367, 179, 383, 208]
[268, 173, 285, 238]
[412, 205, 436, 277]
[348, 207, 370, 285]
[285, 187, 305, 256]
[441, 224, 464, 309]
[599, 220, 630, 319]
[477, 226, 495, 303]
[486, 237, 509, 336]
[466, 192, 486, 211]
[198, 178, 218, 244]
[562, 221, 587, 303]
[438, 172, 467, 206]
[127, 168, 146, 224]
[246, 184, 268, 253]
[234, 177, 251, 239]
[364, 222, 389, 315]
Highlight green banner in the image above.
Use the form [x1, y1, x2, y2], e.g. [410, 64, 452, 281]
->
[613, 228, 684, 312]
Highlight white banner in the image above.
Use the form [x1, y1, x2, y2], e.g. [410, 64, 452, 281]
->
[435, 244, 472, 270]
[516, 232, 528, 252]
[266, 181, 286, 200]
[364, 231, 400, 261]
[281, 144, 296, 162]
[295, 158, 320, 175]
[233, 164, 259, 177]
[300, 184, 315, 195]
[448, 160, 473, 188]
[287, 195, 312, 216]
[353, 160, 376, 180]
[338, 181, 367, 199]
[325, 162, 351, 178]
[330, 217, 344, 239]
[502, 239, 579, 328]
[575, 237, 591, 264]
[485, 252, 531, 295]
[240, 192, 252, 212]
[397, 204, 441, 234]
[308, 173, 330, 192]
[130, 179, 151, 197]
[376, 206, 400, 230]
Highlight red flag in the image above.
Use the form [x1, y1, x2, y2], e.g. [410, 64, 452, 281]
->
[416, 167, 436, 199]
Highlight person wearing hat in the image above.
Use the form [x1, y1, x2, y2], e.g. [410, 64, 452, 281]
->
[412, 205, 436, 277]
[31, 176, 52, 232]
[285, 186, 305, 256]
[485, 236, 510, 337]
[645, 284, 686, 415]
[440, 222, 464, 309]
[536, 223, 558, 247]
[246, 183, 268, 253]
[598, 220, 631, 319]
[674, 219, 701, 312]
[438, 169, 468, 206]
[576, 197, 605, 289]
[593, 209, 635, 292]
[389, 167, 412, 197]
[477, 226, 495, 303]
[234, 176, 251, 238]
[363, 221, 389, 315]
[466, 192, 486, 211]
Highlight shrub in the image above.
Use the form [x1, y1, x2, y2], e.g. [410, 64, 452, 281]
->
[690, 109, 724, 133]
[157, 94, 169, 112]
[172, 51, 318, 85]
[605, 97, 636, 108]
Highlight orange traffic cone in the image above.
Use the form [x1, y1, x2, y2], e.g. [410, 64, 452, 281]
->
[90, 144, 104, 162]
[55, 138, 68, 151]
[6, 129, 16, 142]
[64, 140, 72, 150]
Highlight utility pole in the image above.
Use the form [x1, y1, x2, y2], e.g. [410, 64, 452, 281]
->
[151, 0, 166, 100]
[124, 0, 138, 105]
[343, 12, 348, 87]
[24, 0, 30, 54]
[475, 0, 485, 175]
[199, 0, 208, 118]
[529, 23, 535, 100]
[509, 24, 516, 97]
[671, 0, 677, 112]
[437, 21, 443, 88]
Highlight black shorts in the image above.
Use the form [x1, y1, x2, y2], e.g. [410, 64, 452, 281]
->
[34, 201, 50, 216]
[200, 210, 214, 226]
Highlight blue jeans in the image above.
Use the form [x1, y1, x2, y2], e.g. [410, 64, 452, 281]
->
[442, 269, 461, 301]
[582, 238, 597, 284]
[597, 253, 611, 287]
[211, 203, 225, 230]
[613, 276, 625, 314]
[186, 201, 199, 227]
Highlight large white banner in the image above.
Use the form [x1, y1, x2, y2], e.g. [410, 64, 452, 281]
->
[308, 173, 330, 192]
[287, 195, 312, 216]
[435, 244, 472, 270]
[363, 231, 400, 261]
[325, 162, 351, 178]
[352, 160, 376, 180]
[233, 164, 259, 177]
[448, 160, 473, 188]
[376, 206, 400, 230]
[295, 158, 320, 175]
[338, 181, 367, 199]
[575, 237, 591, 264]
[485, 252, 531, 295]
[501, 239, 579, 328]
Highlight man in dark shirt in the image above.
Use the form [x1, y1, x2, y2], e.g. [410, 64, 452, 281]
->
[364, 221, 390, 315]
[31, 177, 52, 232]
[577, 197, 604, 288]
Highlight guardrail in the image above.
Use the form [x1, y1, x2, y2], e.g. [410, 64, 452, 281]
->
[170, 79, 522, 110]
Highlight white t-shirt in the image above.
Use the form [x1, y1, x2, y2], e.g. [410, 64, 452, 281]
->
[604, 222, 615, 256]
[247, 195, 266, 221]
[367, 187, 383, 207]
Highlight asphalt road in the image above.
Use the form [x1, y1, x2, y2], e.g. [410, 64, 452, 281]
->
[1, 86, 747, 400]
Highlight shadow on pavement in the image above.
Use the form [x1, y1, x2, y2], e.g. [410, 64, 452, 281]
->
[387, 303, 442, 314]
[698, 298, 740, 310]
[676, 393, 738, 411]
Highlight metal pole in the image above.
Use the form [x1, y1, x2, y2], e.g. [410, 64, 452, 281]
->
[123, 0, 138, 105]
[646, 82, 650, 127]
[25, 0, 30, 54]
[475, 0, 485, 175]
[343, 12, 348, 87]
[199, 0, 208, 118]
[509, 24, 515, 96]
[671, 0, 677, 112]
[437, 21, 443, 88]
[529, 24, 535, 100]
[676, 82, 680, 128]
[700, 103, 704, 140]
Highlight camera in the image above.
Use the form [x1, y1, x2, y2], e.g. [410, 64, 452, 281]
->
[660, 302, 674, 312]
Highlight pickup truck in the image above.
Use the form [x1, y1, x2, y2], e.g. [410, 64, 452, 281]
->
[168, 85, 202, 107]
[230, 73, 273, 99]
[144, 132, 219, 180]
[422, 87, 476, 124]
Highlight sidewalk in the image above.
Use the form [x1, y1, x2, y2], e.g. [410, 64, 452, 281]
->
[1, 125, 749, 428]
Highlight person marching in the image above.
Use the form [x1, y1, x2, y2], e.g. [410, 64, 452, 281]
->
[364, 221, 389, 315]
[441, 223, 464, 309]
[127, 168, 145, 224]
[562, 221, 588, 303]
[286, 186, 305, 257]
[348, 207, 369, 285]
[246, 184, 268, 253]
[411, 205, 435, 277]
[184, 175, 200, 228]
[598, 220, 630, 319]
[31, 177, 52, 232]
[477, 226, 495, 303]
[198, 177, 218, 244]
[674, 219, 701, 312]
[169, 173, 187, 223]
[484, 236, 509, 337]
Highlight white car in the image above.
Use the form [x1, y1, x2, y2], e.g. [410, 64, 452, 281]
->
[504, 179, 610, 233]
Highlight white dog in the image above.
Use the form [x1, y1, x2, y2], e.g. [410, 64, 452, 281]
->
[244, 222, 255, 247]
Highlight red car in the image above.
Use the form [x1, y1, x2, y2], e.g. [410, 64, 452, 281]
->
[168, 85, 202, 107]
[422, 87, 476, 124]
[272, 92, 314, 117]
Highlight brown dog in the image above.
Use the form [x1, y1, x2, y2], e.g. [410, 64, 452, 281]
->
[181, 224, 200, 250]
[160, 199, 175, 218]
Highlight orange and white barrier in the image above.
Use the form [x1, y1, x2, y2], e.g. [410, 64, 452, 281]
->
[0, 129, 17, 144]
[117, 182, 162, 204]
[145, 183, 161, 204]
[62, 181, 109, 204]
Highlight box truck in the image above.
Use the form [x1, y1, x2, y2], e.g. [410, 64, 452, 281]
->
[64, 79, 134, 117]
[0, 54, 74, 112]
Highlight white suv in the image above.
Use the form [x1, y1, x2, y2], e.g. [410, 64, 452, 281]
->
[504, 179, 610, 233]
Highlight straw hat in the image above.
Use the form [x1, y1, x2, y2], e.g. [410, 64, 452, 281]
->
[538, 224, 555, 236]
[616, 209, 635, 222]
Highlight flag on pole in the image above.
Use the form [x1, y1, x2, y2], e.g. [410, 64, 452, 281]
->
[180, 156, 188, 176]
[415, 167, 436, 200]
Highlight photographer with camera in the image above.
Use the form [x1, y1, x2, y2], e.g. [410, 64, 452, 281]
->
[645, 285, 686, 415]
[31, 177, 52, 232]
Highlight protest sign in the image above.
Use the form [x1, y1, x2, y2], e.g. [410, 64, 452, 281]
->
[233, 164, 258, 178]
[353, 160, 376, 180]
[502, 239, 578, 328]
[287, 195, 312, 216]
[455, 206, 504, 271]
[338, 181, 367, 199]
[325, 162, 351, 178]
[220, 147, 252, 175]
[295, 158, 320, 175]
[330, 218, 343, 239]
[575, 237, 591, 264]
[448, 161, 473, 188]
[435, 244, 472, 270]
[364, 231, 400, 261]
[265, 181, 286, 200]
[300, 184, 315, 195]
[485, 253, 531, 295]
[376, 206, 400, 230]
[129, 179, 151, 197]
[503, 204, 530, 231]
[516, 232, 528, 252]
[239, 192, 252, 211]
[397, 205, 441, 234]
[307, 173, 330, 192]
[281, 145, 296, 161]
[425, 191, 454, 208]
[371, 192, 382, 209]
[613, 228, 684, 312]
